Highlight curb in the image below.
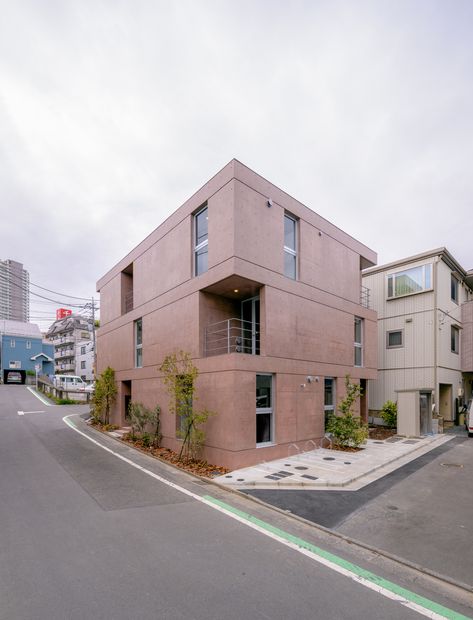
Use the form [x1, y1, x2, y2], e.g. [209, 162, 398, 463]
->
[73, 416, 473, 603]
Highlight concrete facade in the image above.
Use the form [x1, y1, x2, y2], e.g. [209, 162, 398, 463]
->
[97, 160, 377, 469]
[46, 315, 93, 376]
[0, 259, 30, 322]
[363, 248, 473, 430]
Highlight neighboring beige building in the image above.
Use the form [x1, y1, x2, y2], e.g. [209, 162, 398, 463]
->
[97, 160, 377, 469]
[363, 248, 473, 429]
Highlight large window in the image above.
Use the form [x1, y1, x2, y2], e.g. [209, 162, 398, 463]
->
[387, 329, 403, 349]
[387, 264, 432, 299]
[451, 325, 460, 354]
[256, 374, 273, 445]
[135, 318, 143, 368]
[354, 317, 363, 367]
[324, 377, 336, 429]
[451, 275, 459, 303]
[194, 205, 208, 276]
[283, 214, 297, 279]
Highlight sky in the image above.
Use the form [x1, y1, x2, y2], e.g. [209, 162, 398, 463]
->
[1, 0, 472, 330]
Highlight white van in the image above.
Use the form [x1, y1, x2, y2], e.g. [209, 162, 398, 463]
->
[53, 375, 86, 390]
[465, 399, 473, 437]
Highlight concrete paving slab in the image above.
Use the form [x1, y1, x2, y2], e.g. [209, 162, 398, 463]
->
[214, 434, 454, 490]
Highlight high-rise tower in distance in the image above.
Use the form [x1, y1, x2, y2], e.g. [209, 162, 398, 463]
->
[0, 259, 30, 322]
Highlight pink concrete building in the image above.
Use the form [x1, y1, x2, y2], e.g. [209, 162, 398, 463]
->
[97, 160, 377, 469]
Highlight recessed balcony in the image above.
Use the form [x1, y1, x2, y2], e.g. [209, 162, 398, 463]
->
[205, 318, 260, 357]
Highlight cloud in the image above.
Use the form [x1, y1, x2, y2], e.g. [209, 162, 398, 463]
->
[0, 0, 472, 328]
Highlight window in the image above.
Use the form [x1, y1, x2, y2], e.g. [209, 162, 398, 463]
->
[10, 339, 15, 348]
[324, 378, 336, 429]
[387, 264, 432, 299]
[81, 346, 86, 355]
[194, 205, 208, 276]
[81, 361, 86, 370]
[135, 319, 143, 368]
[387, 330, 403, 349]
[256, 374, 273, 445]
[26, 340, 31, 349]
[283, 214, 297, 279]
[451, 275, 459, 303]
[354, 317, 363, 367]
[451, 325, 460, 354]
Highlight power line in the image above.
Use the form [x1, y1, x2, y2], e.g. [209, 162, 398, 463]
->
[30, 281, 92, 301]
[0, 272, 88, 308]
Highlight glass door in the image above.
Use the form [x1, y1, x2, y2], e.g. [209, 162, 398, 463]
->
[241, 296, 260, 355]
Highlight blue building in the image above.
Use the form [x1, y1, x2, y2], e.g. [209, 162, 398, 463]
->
[0, 320, 54, 384]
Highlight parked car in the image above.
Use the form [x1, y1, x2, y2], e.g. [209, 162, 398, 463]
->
[6, 371, 22, 384]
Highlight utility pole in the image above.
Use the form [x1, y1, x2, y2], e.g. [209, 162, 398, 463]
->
[91, 296, 97, 379]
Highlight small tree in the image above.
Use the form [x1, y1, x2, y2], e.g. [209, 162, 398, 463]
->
[159, 351, 214, 460]
[380, 400, 397, 429]
[326, 375, 368, 448]
[91, 367, 117, 425]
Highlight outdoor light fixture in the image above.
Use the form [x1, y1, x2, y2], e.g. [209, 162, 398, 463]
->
[233, 289, 239, 293]
[267, 199, 273, 208]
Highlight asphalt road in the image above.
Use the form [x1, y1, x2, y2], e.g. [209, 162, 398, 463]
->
[246, 436, 473, 587]
[0, 385, 471, 620]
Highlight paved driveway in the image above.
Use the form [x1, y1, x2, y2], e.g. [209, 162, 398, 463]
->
[246, 437, 473, 587]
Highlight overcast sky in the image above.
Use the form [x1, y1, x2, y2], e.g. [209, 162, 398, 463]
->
[1, 0, 472, 329]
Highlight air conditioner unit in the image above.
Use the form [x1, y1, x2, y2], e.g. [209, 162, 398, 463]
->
[235, 346, 242, 353]
[235, 337, 242, 345]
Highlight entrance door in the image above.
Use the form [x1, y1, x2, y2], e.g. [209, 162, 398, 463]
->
[241, 297, 260, 355]
[419, 392, 431, 435]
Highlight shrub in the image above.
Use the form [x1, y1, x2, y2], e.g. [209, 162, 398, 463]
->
[380, 400, 397, 428]
[128, 401, 161, 446]
[326, 375, 368, 449]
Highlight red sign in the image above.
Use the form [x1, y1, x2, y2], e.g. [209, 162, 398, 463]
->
[56, 308, 72, 320]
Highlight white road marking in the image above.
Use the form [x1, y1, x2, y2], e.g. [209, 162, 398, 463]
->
[62, 413, 469, 620]
[26, 386, 53, 406]
[17, 410, 45, 416]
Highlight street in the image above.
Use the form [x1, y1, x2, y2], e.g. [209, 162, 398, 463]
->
[0, 386, 471, 620]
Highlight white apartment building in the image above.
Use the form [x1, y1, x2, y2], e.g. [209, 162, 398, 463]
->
[363, 248, 473, 427]
[75, 340, 94, 381]
[46, 314, 93, 376]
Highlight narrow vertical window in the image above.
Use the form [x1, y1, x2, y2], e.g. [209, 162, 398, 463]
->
[354, 317, 363, 367]
[135, 318, 143, 368]
[284, 214, 297, 279]
[194, 205, 208, 276]
[256, 374, 273, 445]
[10, 339, 15, 348]
[324, 377, 336, 429]
[451, 275, 459, 303]
[451, 325, 460, 354]
[26, 340, 31, 349]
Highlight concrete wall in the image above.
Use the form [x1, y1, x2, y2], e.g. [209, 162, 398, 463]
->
[97, 160, 377, 469]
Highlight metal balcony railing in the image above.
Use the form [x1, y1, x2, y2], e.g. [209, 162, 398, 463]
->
[205, 318, 260, 357]
[360, 285, 371, 309]
[54, 349, 74, 359]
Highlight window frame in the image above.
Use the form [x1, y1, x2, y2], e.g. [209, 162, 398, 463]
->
[283, 213, 297, 280]
[10, 339, 15, 348]
[451, 274, 459, 304]
[194, 205, 208, 276]
[26, 340, 31, 350]
[324, 377, 336, 430]
[451, 325, 460, 354]
[386, 329, 404, 349]
[354, 317, 363, 367]
[256, 373, 274, 447]
[386, 263, 433, 300]
[135, 318, 143, 368]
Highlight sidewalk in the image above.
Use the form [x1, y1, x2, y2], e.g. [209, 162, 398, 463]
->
[214, 434, 454, 490]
